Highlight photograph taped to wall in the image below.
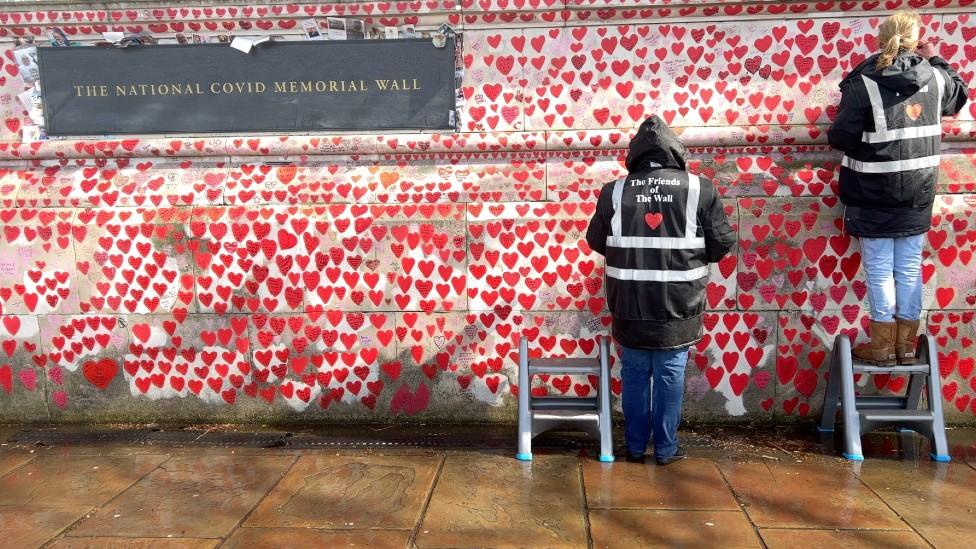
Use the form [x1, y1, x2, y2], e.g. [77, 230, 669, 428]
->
[347, 19, 366, 40]
[302, 18, 322, 40]
[15, 46, 39, 83]
[47, 27, 70, 47]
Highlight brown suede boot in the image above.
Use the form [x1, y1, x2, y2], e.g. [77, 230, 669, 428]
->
[852, 321, 897, 366]
[895, 318, 920, 365]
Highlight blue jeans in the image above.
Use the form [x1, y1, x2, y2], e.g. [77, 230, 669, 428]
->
[860, 235, 924, 322]
[620, 345, 689, 459]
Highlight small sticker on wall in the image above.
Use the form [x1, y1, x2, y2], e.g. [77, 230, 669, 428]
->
[21, 125, 44, 143]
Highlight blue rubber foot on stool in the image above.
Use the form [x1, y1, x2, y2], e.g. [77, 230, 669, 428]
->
[843, 453, 865, 461]
[816, 426, 834, 433]
[516, 453, 533, 461]
[599, 455, 615, 463]
[930, 453, 951, 463]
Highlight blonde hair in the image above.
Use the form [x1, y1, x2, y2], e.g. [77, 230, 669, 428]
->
[876, 11, 922, 69]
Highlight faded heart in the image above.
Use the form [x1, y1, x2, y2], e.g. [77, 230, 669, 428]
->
[905, 103, 923, 121]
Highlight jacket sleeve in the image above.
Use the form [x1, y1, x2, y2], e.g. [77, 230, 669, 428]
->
[827, 80, 866, 153]
[585, 182, 614, 257]
[699, 178, 736, 263]
[928, 56, 970, 117]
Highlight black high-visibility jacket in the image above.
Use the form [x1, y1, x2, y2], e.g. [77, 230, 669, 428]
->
[828, 53, 969, 238]
[586, 116, 735, 351]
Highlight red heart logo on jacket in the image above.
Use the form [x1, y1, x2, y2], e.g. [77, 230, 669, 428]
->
[644, 212, 663, 230]
[905, 103, 922, 121]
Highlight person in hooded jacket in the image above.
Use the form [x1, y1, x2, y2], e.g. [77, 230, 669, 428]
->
[828, 10, 969, 366]
[586, 116, 735, 464]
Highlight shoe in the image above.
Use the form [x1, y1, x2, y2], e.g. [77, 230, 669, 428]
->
[624, 453, 646, 464]
[656, 447, 687, 466]
[852, 320, 897, 366]
[895, 318, 920, 365]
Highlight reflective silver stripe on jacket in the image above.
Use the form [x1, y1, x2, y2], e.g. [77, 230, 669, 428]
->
[605, 265, 708, 282]
[606, 236, 706, 248]
[861, 69, 946, 144]
[684, 174, 701, 240]
[862, 75, 888, 132]
[841, 154, 941, 173]
[610, 177, 626, 237]
[933, 68, 946, 112]
[606, 174, 703, 249]
[863, 124, 942, 143]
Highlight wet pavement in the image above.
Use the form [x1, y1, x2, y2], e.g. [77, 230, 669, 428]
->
[0, 424, 973, 548]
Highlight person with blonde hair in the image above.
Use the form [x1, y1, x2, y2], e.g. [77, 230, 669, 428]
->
[828, 11, 969, 365]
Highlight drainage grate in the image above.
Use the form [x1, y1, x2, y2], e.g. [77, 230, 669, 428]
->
[279, 432, 601, 450]
[7, 429, 287, 448]
[5, 427, 610, 451]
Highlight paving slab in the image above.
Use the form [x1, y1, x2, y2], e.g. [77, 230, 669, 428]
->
[941, 427, 976, 463]
[47, 538, 218, 549]
[49, 445, 297, 457]
[223, 528, 411, 548]
[416, 454, 587, 549]
[589, 509, 761, 548]
[0, 504, 92, 549]
[67, 454, 295, 539]
[0, 454, 168, 506]
[583, 458, 739, 510]
[718, 460, 907, 529]
[855, 431, 924, 460]
[759, 528, 930, 548]
[857, 461, 976, 549]
[0, 449, 35, 477]
[245, 454, 439, 529]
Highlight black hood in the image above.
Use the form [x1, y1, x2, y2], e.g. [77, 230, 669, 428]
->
[626, 115, 686, 173]
[840, 52, 934, 95]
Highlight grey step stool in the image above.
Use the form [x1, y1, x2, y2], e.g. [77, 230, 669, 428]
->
[819, 333, 950, 462]
[516, 335, 614, 462]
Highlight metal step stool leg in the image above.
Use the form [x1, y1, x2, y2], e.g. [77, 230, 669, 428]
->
[899, 334, 928, 438]
[897, 370, 927, 436]
[818, 354, 842, 433]
[597, 337, 615, 462]
[836, 335, 864, 461]
[920, 335, 950, 462]
[516, 336, 533, 461]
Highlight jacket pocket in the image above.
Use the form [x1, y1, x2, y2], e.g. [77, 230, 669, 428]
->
[911, 171, 937, 208]
[839, 173, 867, 206]
[894, 173, 916, 208]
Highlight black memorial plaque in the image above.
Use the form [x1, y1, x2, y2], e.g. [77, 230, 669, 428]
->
[38, 38, 456, 135]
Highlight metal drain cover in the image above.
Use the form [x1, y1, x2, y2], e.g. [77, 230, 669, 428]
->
[5, 426, 608, 451]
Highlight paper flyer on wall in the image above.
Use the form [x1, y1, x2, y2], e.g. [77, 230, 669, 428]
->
[326, 18, 346, 40]
[453, 33, 465, 125]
